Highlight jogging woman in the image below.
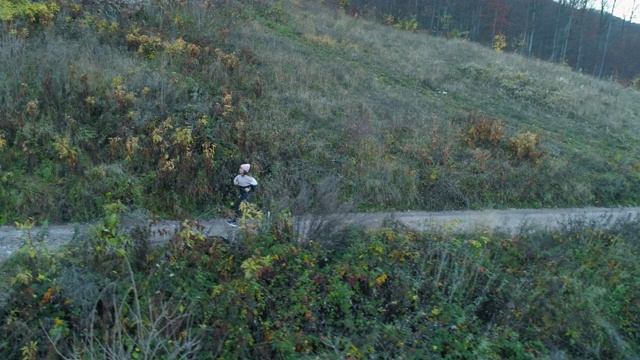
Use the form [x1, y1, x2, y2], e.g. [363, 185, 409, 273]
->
[227, 163, 258, 227]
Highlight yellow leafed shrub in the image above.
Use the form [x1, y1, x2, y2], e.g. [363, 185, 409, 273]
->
[510, 131, 544, 163]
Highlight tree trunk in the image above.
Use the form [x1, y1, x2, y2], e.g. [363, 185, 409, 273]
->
[550, 1, 563, 62]
[561, 2, 575, 63]
[597, 0, 617, 79]
[575, 1, 589, 71]
[526, 0, 537, 58]
[471, 0, 482, 41]
[492, 7, 498, 41]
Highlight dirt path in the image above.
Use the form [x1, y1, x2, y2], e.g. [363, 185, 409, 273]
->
[2, 207, 639, 263]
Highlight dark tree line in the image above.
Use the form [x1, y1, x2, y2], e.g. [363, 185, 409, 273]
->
[345, 0, 640, 82]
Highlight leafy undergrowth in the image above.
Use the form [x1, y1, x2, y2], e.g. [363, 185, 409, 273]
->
[1, 207, 639, 359]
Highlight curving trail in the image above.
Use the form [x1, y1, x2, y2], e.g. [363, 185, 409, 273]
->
[1, 207, 640, 263]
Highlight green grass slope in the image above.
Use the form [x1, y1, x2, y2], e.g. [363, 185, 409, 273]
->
[1, 0, 640, 224]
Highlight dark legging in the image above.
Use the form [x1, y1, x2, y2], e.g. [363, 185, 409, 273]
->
[233, 191, 252, 220]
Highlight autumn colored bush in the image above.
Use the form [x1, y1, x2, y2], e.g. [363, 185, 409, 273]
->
[510, 130, 545, 164]
[464, 113, 505, 147]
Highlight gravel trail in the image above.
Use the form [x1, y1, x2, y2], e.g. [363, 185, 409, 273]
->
[2, 207, 639, 263]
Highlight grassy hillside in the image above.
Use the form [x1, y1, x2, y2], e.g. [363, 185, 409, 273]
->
[2, 1, 640, 358]
[1, 0, 640, 225]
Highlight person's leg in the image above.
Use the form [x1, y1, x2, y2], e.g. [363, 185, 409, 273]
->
[234, 197, 243, 219]
[227, 196, 242, 226]
[228, 193, 250, 227]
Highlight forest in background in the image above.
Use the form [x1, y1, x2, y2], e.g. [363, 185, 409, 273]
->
[345, 0, 640, 83]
